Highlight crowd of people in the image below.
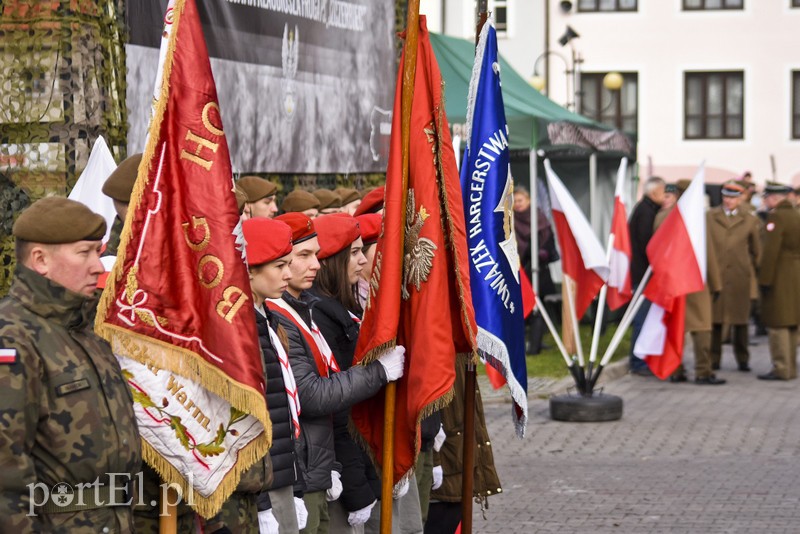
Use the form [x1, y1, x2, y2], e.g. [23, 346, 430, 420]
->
[0, 159, 501, 534]
[626, 174, 800, 384]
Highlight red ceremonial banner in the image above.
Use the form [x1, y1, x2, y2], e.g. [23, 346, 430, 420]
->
[351, 17, 478, 484]
[95, 0, 269, 516]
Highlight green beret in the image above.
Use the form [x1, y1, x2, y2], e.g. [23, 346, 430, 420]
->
[102, 153, 142, 202]
[233, 184, 247, 215]
[664, 184, 678, 194]
[764, 181, 793, 195]
[281, 190, 320, 213]
[335, 187, 360, 205]
[313, 189, 342, 210]
[13, 197, 106, 243]
[238, 176, 278, 202]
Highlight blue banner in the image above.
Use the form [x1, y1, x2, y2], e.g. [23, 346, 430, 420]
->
[460, 21, 527, 436]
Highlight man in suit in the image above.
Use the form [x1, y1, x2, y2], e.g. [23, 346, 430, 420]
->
[757, 182, 800, 381]
[627, 176, 665, 376]
[708, 181, 761, 372]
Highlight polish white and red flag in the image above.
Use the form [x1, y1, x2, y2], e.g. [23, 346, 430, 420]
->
[544, 159, 609, 319]
[606, 158, 633, 310]
[634, 164, 707, 379]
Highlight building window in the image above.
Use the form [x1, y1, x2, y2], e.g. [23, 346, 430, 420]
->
[793, 71, 800, 139]
[493, 0, 508, 34]
[577, 0, 637, 12]
[793, 0, 800, 7]
[683, 0, 743, 10]
[684, 71, 744, 139]
[579, 72, 638, 134]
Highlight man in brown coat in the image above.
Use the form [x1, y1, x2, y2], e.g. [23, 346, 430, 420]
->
[708, 181, 761, 372]
[757, 183, 800, 380]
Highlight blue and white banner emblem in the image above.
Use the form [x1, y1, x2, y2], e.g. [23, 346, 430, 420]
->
[460, 19, 527, 436]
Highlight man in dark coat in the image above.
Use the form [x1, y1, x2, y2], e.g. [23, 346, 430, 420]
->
[757, 183, 800, 381]
[627, 176, 665, 375]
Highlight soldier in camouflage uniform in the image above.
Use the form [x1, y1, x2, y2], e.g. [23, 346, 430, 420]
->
[0, 197, 141, 533]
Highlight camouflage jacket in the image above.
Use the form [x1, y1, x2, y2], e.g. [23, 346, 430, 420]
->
[0, 266, 142, 533]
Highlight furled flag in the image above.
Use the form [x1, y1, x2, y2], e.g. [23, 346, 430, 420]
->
[633, 165, 707, 379]
[351, 16, 478, 483]
[544, 160, 609, 319]
[68, 135, 118, 244]
[459, 17, 527, 437]
[606, 157, 633, 310]
[94, 0, 270, 517]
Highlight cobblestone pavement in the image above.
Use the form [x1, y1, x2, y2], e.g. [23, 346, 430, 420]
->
[472, 336, 800, 533]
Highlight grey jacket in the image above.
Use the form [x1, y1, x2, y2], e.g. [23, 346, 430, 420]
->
[271, 310, 387, 493]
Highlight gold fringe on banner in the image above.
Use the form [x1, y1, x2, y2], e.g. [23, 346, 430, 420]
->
[95, 0, 271, 517]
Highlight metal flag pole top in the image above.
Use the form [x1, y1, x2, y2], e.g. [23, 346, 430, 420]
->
[380, 0, 421, 531]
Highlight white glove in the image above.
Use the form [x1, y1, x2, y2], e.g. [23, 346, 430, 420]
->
[432, 465, 443, 490]
[378, 345, 406, 382]
[392, 478, 410, 500]
[258, 509, 280, 534]
[294, 496, 308, 530]
[433, 424, 446, 452]
[347, 500, 376, 526]
[326, 470, 343, 502]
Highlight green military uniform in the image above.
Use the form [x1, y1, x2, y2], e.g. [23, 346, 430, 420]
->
[758, 199, 800, 379]
[0, 265, 141, 532]
[708, 204, 761, 369]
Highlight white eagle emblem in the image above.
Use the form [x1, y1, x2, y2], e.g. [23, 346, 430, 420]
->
[402, 189, 437, 300]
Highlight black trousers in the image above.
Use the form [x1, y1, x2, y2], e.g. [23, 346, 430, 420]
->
[424, 502, 461, 534]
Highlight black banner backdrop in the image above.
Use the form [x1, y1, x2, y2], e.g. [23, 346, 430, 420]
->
[126, 0, 395, 173]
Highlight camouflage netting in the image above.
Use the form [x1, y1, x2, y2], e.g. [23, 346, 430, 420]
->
[0, 0, 128, 296]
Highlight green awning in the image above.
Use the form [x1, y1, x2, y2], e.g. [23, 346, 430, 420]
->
[429, 32, 635, 157]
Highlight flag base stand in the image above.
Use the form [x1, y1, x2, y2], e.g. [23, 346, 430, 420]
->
[549, 392, 623, 422]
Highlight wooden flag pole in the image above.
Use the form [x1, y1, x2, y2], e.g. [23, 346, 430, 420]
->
[460, 7, 488, 534]
[381, 0, 421, 531]
[159, 487, 178, 534]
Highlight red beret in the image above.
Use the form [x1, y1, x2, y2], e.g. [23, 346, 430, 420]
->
[314, 214, 361, 260]
[356, 213, 381, 245]
[275, 212, 316, 244]
[242, 218, 293, 266]
[354, 185, 385, 216]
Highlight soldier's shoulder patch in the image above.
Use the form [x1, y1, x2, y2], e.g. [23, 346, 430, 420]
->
[766, 222, 776, 232]
[0, 348, 17, 364]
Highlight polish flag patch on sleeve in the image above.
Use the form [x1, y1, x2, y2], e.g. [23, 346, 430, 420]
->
[0, 348, 18, 364]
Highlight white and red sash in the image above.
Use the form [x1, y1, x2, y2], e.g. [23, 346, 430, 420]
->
[267, 298, 340, 377]
[257, 305, 301, 438]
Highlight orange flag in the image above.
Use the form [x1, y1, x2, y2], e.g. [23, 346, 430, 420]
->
[351, 16, 478, 483]
[95, 0, 269, 517]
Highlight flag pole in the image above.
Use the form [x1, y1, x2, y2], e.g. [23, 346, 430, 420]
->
[562, 275, 587, 391]
[159, 487, 178, 534]
[380, 0, 421, 531]
[588, 266, 652, 391]
[536, 295, 583, 391]
[587, 234, 615, 388]
[460, 7, 489, 533]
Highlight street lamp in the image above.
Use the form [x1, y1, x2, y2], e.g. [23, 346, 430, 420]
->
[529, 25, 581, 111]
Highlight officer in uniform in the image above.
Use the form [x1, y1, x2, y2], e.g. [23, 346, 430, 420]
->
[709, 180, 761, 371]
[0, 197, 141, 532]
[757, 182, 800, 380]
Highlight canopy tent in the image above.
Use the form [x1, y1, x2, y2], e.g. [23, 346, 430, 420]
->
[429, 31, 638, 295]
[429, 32, 635, 158]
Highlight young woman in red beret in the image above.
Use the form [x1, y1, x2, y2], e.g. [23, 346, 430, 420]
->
[309, 214, 415, 533]
[263, 213, 406, 534]
[241, 218, 307, 534]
